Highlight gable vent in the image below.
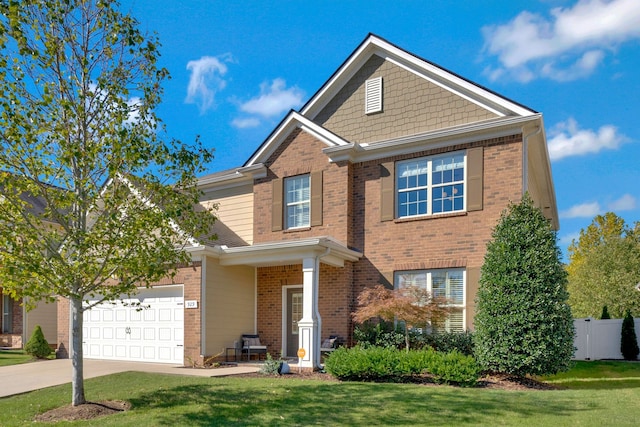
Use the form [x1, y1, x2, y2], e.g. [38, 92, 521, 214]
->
[365, 76, 383, 114]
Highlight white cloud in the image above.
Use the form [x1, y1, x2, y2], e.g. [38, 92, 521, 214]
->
[560, 201, 601, 219]
[547, 118, 628, 160]
[608, 194, 637, 211]
[559, 231, 581, 246]
[482, 0, 640, 82]
[559, 194, 636, 219]
[239, 78, 304, 118]
[231, 117, 261, 129]
[185, 55, 232, 114]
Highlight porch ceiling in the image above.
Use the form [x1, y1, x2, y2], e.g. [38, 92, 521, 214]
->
[189, 236, 362, 268]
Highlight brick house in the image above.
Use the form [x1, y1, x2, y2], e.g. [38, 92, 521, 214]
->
[56, 34, 557, 369]
[1, 189, 58, 349]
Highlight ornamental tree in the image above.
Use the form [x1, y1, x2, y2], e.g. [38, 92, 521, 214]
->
[473, 194, 574, 376]
[0, 0, 216, 406]
[352, 284, 450, 352]
[567, 213, 640, 318]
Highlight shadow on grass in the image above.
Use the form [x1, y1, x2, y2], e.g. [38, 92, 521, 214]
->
[128, 377, 590, 426]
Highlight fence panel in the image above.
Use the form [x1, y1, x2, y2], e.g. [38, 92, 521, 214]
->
[573, 318, 640, 360]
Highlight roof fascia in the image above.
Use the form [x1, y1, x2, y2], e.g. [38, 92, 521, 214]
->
[198, 164, 266, 192]
[244, 111, 349, 167]
[207, 236, 362, 268]
[301, 34, 534, 120]
[323, 114, 541, 163]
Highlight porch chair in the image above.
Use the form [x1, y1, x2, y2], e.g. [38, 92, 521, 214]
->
[239, 334, 267, 361]
[320, 335, 340, 355]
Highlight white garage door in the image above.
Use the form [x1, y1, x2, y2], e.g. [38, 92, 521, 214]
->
[83, 285, 184, 364]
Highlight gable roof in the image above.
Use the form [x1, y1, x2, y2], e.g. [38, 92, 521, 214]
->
[301, 33, 536, 120]
[244, 111, 350, 167]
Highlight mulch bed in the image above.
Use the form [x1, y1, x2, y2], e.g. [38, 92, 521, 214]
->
[35, 400, 131, 422]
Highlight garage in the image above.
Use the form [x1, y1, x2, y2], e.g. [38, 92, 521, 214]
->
[82, 285, 184, 364]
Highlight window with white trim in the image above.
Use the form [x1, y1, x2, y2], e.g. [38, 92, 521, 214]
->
[397, 152, 465, 218]
[395, 269, 465, 332]
[285, 174, 310, 229]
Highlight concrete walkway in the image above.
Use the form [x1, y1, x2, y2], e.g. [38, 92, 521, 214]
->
[0, 358, 261, 398]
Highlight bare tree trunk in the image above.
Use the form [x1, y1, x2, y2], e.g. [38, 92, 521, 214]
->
[70, 296, 85, 406]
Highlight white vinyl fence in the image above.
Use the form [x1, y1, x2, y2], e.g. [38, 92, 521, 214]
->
[573, 318, 640, 360]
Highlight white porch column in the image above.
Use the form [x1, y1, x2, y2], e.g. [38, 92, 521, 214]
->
[298, 256, 321, 369]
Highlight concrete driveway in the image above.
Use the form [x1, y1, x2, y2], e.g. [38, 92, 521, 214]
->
[0, 358, 260, 398]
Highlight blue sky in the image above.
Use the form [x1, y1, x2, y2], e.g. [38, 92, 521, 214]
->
[124, 0, 640, 259]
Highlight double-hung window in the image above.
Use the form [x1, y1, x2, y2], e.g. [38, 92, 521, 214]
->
[285, 175, 310, 229]
[395, 269, 465, 332]
[397, 152, 465, 218]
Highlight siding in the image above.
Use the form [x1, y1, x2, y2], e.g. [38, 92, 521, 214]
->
[314, 55, 498, 144]
[200, 183, 254, 245]
[204, 256, 255, 357]
[24, 300, 57, 346]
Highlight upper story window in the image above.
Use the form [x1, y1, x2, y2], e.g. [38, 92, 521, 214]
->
[285, 174, 310, 229]
[396, 152, 465, 218]
[395, 268, 465, 332]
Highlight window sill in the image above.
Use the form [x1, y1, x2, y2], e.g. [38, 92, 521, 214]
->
[394, 211, 467, 224]
[284, 227, 311, 233]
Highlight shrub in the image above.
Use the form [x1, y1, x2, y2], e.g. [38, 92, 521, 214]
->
[621, 309, 639, 360]
[259, 353, 285, 375]
[24, 325, 52, 359]
[600, 306, 611, 319]
[354, 322, 405, 349]
[474, 194, 574, 376]
[324, 346, 480, 386]
[416, 331, 475, 356]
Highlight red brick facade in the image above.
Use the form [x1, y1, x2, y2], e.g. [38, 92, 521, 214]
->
[252, 127, 523, 340]
[256, 263, 354, 356]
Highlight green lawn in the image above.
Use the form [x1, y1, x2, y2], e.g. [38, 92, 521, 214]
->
[0, 349, 36, 367]
[0, 361, 639, 426]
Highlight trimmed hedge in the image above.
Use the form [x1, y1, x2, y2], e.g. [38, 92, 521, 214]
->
[324, 346, 480, 387]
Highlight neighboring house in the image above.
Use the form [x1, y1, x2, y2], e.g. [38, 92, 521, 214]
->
[56, 34, 558, 369]
[0, 190, 58, 349]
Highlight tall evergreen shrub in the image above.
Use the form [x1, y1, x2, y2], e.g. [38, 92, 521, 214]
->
[473, 194, 575, 376]
[600, 306, 611, 319]
[621, 309, 639, 360]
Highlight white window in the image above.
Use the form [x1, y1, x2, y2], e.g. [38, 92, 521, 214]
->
[397, 152, 465, 218]
[285, 175, 310, 229]
[395, 269, 465, 332]
[365, 77, 383, 114]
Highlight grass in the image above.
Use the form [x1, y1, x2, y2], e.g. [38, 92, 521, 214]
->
[0, 361, 639, 426]
[0, 349, 37, 367]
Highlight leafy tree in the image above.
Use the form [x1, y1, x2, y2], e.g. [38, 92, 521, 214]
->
[352, 284, 450, 352]
[24, 325, 52, 359]
[600, 306, 611, 319]
[567, 213, 640, 318]
[621, 309, 639, 360]
[474, 194, 574, 376]
[0, 0, 215, 406]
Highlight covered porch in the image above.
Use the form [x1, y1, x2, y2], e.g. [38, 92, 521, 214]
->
[206, 236, 361, 369]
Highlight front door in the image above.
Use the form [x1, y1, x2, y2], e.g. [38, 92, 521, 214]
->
[286, 288, 303, 357]
[2, 295, 12, 334]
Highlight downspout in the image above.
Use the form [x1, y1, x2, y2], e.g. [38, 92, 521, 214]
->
[314, 247, 331, 368]
[200, 255, 207, 363]
[522, 124, 542, 195]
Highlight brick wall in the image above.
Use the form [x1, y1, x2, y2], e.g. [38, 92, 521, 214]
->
[256, 262, 353, 355]
[351, 134, 523, 324]
[253, 128, 351, 245]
